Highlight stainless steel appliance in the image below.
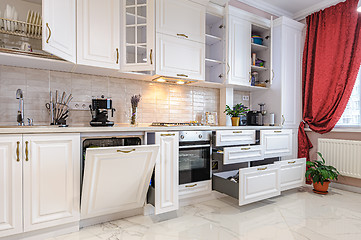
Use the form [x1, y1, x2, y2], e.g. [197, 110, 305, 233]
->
[89, 96, 116, 127]
[247, 103, 267, 126]
[179, 131, 212, 185]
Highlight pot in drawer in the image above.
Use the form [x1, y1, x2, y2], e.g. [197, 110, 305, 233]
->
[212, 164, 281, 206]
[214, 130, 256, 147]
[216, 145, 263, 165]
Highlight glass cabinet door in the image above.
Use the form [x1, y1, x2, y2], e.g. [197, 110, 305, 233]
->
[120, 0, 155, 72]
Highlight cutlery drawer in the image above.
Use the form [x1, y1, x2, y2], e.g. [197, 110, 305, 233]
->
[214, 145, 263, 165]
[212, 164, 280, 206]
[214, 130, 256, 147]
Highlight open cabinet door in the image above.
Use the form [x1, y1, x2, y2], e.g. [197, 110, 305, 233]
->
[42, 0, 76, 63]
[81, 145, 159, 220]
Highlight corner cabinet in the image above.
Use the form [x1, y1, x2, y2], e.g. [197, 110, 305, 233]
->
[0, 134, 80, 238]
[77, 0, 120, 69]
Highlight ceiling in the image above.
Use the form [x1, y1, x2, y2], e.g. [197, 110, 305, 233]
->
[239, 0, 345, 20]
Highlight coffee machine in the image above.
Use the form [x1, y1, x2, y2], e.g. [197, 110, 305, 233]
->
[89, 96, 116, 127]
[247, 103, 267, 126]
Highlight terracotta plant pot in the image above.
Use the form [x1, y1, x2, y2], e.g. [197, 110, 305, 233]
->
[231, 117, 240, 126]
[313, 180, 330, 194]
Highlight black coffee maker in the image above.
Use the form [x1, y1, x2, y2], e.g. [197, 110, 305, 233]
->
[247, 103, 266, 126]
[89, 96, 116, 127]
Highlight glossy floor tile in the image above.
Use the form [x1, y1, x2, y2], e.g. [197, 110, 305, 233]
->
[49, 186, 361, 240]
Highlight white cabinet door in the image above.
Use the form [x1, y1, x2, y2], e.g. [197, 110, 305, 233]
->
[156, 0, 205, 43]
[120, 0, 155, 72]
[278, 158, 306, 191]
[239, 164, 280, 206]
[261, 129, 293, 158]
[223, 145, 263, 165]
[227, 15, 251, 86]
[0, 135, 22, 238]
[215, 130, 255, 147]
[81, 145, 159, 219]
[42, 0, 76, 63]
[154, 132, 179, 214]
[77, 0, 120, 69]
[23, 134, 80, 232]
[156, 34, 205, 81]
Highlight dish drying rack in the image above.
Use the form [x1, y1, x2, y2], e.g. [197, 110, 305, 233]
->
[0, 17, 42, 39]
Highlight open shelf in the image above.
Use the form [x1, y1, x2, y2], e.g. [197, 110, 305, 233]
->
[205, 58, 223, 67]
[251, 65, 268, 71]
[251, 43, 268, 51]
[206, 34, 222, 45]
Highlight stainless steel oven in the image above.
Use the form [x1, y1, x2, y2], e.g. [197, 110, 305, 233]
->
[179, 131, 212, 185]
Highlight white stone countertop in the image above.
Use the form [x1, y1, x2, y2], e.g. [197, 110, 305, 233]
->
[0, 123, 283, 134]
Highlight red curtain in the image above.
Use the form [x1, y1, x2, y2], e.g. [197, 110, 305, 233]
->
[299, 0, 361, 163]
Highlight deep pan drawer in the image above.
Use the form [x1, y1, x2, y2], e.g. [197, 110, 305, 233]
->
[212, 164, 281, 206]
[214, 145, 263, 165]
[215, 130, 256, 147]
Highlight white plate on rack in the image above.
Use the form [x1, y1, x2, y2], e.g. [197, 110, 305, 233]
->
[26, 10, 32, 34]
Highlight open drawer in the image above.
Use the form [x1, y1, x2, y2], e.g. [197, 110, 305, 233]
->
[214, 145, 263, 165]
[81, 145, 159, 219]
[212, 164, 280, 206]
[214, 130, 256, 147]
[277, 158, 306, 191]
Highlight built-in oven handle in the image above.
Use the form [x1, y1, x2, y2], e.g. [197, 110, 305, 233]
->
[179, 144, 211, 149]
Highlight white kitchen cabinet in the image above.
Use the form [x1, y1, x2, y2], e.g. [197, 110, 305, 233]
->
[179, 180, 212, 199]
[156, 0, 205, 43]
[278, 158, 306, 191]
[42, 0, 77, 63]
[261, 129, 293, 158]
[81, 145, 159, 219]
[213, 164, 280, 206]
[23, 134, 80, 232]
[156, 33, 205, 81]
[0, 135, 22, 238]
[251, 17, 304, 127]
[0, 134, 80, 238]
[214, 130, 255, 147]
[120, 0, 155, 72]
[222, 145, 263, 165]
[153, 132, 179, 214]
[77, 0, 120, 69]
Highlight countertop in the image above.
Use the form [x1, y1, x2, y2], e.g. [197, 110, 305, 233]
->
[0, 124, 283, 134]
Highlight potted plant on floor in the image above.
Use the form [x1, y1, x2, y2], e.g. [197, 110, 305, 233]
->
[305, 152, 340, 194]
[224, 103, 248, 126]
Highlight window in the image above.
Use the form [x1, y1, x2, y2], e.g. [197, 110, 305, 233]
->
[337, 69, 361, 127]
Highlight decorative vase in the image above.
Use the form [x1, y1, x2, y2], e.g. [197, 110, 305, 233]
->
[313, 180, 330, 194]
[231, 117, 240, 126]
[130, 107, 138, 126]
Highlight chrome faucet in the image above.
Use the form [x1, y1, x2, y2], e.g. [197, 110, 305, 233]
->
[16, 89, 24, 126]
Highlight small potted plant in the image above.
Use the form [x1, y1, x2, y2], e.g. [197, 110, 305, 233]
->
[305, 152, 340, 194]
[224, 103, 249, 126]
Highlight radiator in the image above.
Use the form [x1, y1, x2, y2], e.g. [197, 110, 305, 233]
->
[318, 138, 361, 179]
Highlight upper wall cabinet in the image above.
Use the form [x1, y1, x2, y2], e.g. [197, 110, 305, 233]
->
[42, 0, 76, 63]
[120, 0, 155, 72]
[77, 0, 120, 69]
[156, 0, 205, 43]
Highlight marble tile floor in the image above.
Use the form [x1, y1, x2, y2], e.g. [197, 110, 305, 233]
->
[47, 186, 361, 240]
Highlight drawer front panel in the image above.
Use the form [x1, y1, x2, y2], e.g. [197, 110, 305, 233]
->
[179, 180, 211, 199]
[215, 130, 256, 147]
[261, 129, 292, 158]
[278, 158, 306, 191]
[223, 146, 263, 165]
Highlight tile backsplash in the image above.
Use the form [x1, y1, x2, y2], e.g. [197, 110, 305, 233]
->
[0, 65, 220, 126]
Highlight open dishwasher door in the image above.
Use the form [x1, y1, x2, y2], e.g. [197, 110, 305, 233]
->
[81, 145, 159, 219]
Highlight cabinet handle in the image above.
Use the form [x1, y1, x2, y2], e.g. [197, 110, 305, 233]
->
[161, 133, 175, 136]
[150, 49, 153, 65]
[274, 130, 282, 133]
[185, 184, 197, 188]
[16, 141, 20, 162]
[282, 115, 285, 125]
[177, 74, 188, 78]
[46, 23, 51, 43]
[216, 150, 224, 154]
[249, 72, 252, 83]
[25, 141, 29, 161]
[233, 131, 242, 133]
[227, 63, 230, 75]
[288, 161, 296, 164]
[272, 69, 275, 83]
[257, 167, 267, 171]
[177, 33, 188, 38]
[117, 149, 135, 153]
[241, 147, 250, 151]
[116, 48, 119, 64]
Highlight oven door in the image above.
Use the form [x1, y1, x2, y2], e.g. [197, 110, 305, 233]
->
[179, 142, 211, 185]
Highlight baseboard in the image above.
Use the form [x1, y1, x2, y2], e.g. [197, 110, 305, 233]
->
[331, 182, 361, 194]
[179, 190, 226, 207]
